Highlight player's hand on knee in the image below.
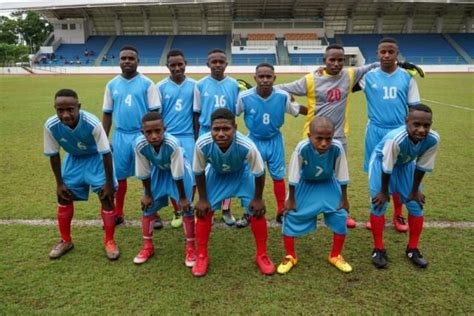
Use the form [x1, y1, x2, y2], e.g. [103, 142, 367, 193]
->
[179, 197, 191, 213]
[56, 183, 73, 202]
[250, 198, 266, 218]
[372, 192, 390, 211]
[141, 194, 153, 211]
[195, 199, 210, 219]
[407, 191, 425, 208]
[284, 199, 297, 213]
[338, 198, 350, 212]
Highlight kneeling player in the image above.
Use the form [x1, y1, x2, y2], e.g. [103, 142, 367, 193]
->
[278, 117, 352, 274]
[369, 104, 439, 269]
[44, 89, 119, 260]
[133, 112, 196, 267]
[192, 108, 275, 276]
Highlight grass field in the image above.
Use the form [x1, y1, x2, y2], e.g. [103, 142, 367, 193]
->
[0, 73, 473, 313]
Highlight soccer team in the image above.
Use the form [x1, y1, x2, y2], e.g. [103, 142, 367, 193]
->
[44, 37, 439, 277]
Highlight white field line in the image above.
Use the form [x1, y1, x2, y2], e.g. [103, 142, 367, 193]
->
[0, 218, 473, 229]
[422, 98, 474, 112]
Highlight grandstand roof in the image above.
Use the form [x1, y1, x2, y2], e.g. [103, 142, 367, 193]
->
[2, 0, 473, 33]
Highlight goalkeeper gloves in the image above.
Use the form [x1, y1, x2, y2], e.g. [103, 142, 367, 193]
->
[237, 79, 253, 91]
[397, 61, 425, 78]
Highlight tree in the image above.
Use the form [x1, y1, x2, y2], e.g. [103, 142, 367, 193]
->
[0, 43, 29, 66]
[0, 16, 19, 45]
[14, 11, 53, 53]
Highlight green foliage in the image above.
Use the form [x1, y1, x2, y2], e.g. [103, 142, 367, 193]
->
[0, 16, 18, 45]
[0, 43, 29, 66]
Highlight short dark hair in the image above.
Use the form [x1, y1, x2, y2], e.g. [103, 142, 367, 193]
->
[325, 44, 344, 52]
[211, 108, 235, 125]
[142, 111, 163, 124]
[120, 45, 139, 55]
[379, 37, 398, 46]
[55, 89, 78, 100]
[409, 103, 432, 115]
[256, 63, 274, 71]
[208, 48, 226, 56]
[167, 49, 185, 61]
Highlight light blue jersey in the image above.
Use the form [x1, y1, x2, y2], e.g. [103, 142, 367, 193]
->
[103, 73, 160, 133]
[157, 76, 196, 137]
[193, 76, 240, 134]
[236, 87, 300, 139]
[360, 68, 420, 129]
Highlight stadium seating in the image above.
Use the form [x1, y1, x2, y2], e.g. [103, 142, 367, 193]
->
[102, 35, 168, 65]
[231, 54, 277, 65]
[288, 54, 324, 65]
[339, 34, 382, 63]
[170, 35, 227, 65]
[449, 33, 474, 58]
[42, 36, 110, 66]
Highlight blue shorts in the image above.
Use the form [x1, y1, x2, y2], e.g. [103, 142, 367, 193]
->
[364, 123, 399, 172]
[62, 153, 118, 201]
[204, 165, 256, 214]
[368, 156, 423, 216]
[143, 161, 194, 217]
[283, 176, 348, 236]
[250, 133, 285, 180]
[174, 134, 195, 164]
[112, 130, 141, 180]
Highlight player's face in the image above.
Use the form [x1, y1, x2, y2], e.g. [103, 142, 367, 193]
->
[142, 119, 166, 147]
[55, 96, 81, 128]
[211, 119, 236, 151]
[406, 110, 432, 143]
[308, 127, 334, 154]
[377, 43, 399, 68]
[167, 55, 186, 80]
[207, 52, 228, 78]
[323, 49, 345, 75]
[119, 50, 139, 75]
[254, 66, 275, 94]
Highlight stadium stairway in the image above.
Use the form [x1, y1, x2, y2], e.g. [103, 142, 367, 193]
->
[277, 38, 289, 65]
[159, 36, 174, 65]
[442, 34, 473, 64]
[95, 36, 116, 66]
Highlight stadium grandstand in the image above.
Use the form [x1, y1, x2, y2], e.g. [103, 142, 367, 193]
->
[1, 0, 473, 72]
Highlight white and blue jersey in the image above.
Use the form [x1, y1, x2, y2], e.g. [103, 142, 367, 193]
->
[44, 110, 115, 200]
[135, 133, 194, 216]
[360, 67, 420, 171]
[157, 76, 196, 162]
[193, 131, 265, 212]
[103, 73, 160, 179]
[283, 139, 350, 237]
[369, 126, 440, 216]
[193, 76, 240, 135]
[236, 87, 300, 180]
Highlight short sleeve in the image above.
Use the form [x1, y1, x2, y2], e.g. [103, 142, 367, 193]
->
[193, 85, 201, 113]
[235, 93, 244, 116]
[334, 147, 350, 184]
[381, 140, 400, 174]
[192, 143, 207, 175]
[91, 124, 111, 154]
[135, 146, 151, 180]
[147, 82, 161, 111]
[43, 125, 60, 156]
[416, 143, 439, 173]
[170, 146, 185, 180]
[245, 143, 265, 177]
[407, 77, 421, 106]
[102, 85, 113, 113]
[287, 150, 303, 186]
[285, 93, 300, 117]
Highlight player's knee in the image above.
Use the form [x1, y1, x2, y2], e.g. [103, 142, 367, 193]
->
[57, 196, 72, 205]
[406, 200, 424, 217]
[99, 197, 114, 211]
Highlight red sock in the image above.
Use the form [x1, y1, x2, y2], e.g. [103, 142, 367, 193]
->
[283, 235, 296, 258]
[195, 211, 213, 257]
[273, 179, 286, 215]
[57, 203, 74, 242]
[221, 199, 231, 211]
[101, 209, 116, 243]
[330, 233, 346, 258]
[250, 215, 268, 255]
[141, 214, 155, 248]
[392, 192, 403, 218]
[170, 198, 179, 213]
[183, 215, 195, 248]
[115, 179, 127, 217]
[370, 213, 385, 249]
[408, 214, 424, 249]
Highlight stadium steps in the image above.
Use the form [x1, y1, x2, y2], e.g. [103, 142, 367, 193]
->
[226, 35, 232, 64]
[159, 36, 174, 66]
[277, 38, 289, 65]
[442, 33, 473, 64]
[96, 36, 116, 66]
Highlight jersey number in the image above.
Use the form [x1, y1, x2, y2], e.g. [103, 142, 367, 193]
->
[214, 95, 226, 108]
[315, 166, 324, 177]
[383, 86, 397, 100]
[124, 94, 132, 107]
[175, 99, 183, 111]
[262, 113, 270, 125]
[222, 164, 231, 172]
[327, 88, 341, 102]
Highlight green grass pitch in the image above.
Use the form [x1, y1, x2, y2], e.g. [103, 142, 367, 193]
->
[0, 73, 473, 313]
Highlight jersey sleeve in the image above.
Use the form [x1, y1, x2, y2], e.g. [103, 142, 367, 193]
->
[276, 76, 308, 96]
[416, 143, 439, 173]
[170, 146, 185, 180]
[193, 85, 201, 113]
[334, 147, 350, 184]
[102, 85, 113, 113]
[381, 139, 401, 174]
[407, 77, 421, 106]
[91, 124, 111, 155]
[352, 62, 379, 85]
[287, 150, 303, 186]
[358, 76, 366, 91]
[43, 125, 60, 156]
[147, 82, 161, 111]
[135, 146, 151, 180]
[155, 85, 163, 113]
[245, 143, 265, 177]
[235, 93, 244, 116]
[192, 143, 207, 175]
[285, 93, 300, 117]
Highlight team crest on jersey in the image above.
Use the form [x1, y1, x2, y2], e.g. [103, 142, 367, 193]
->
[77, 142, 87, 150]
[113, 89, 119, 95]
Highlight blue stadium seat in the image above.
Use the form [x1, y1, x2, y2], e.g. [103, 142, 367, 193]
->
[171, 35, 227, 65]
[449, 33, 474, 58]
[46, 36, 110, 66]
[339, 34, 382, 63]
[102, 35, 168, 66]
[231, 54, 277, 65]
[288, 54, 324, 65]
